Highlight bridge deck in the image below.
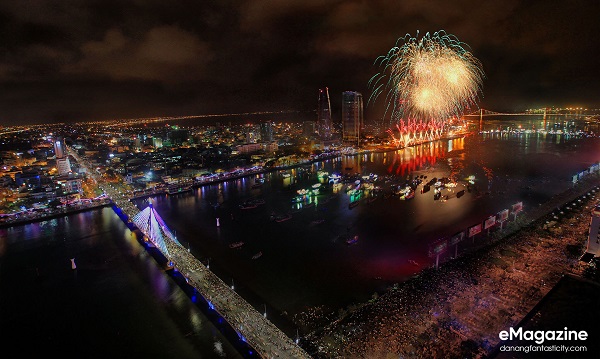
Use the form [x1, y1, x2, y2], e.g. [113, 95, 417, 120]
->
[168, 242, 311, 358]
[130, 205, 311, 359]
[69, 148, 311, 358]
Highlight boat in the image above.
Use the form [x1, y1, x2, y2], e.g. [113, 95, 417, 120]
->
[166, 183, 193, 195]
[346, 235, 358, 245]
[240, 198, 265, 209]
[229, 241, 244, 249]
[344, 167, 353, 170]
[252, 252, 263, 260]
[251, 183, 263, 189]
[311, 219, 325, 225]
[239, 203, 258, 209]
[274, 213, 292, 222]
[400, 190, 415, 200]
[348, 200, 360, 209]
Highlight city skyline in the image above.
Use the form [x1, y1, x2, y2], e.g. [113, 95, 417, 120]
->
[0, 1, 599, 126]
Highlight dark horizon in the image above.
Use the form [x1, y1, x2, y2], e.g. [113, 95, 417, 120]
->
[1, 1, 599, 126]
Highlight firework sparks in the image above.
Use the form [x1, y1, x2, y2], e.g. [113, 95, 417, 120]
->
[369, 30, 484, 147]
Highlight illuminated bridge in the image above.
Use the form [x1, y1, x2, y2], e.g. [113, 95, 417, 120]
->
[464, 108, 589, 117]
[130, 204, 311, 359]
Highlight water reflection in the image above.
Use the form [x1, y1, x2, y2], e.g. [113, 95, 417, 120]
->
[136, 117, 600, 317]
[0, 208, 242, 358]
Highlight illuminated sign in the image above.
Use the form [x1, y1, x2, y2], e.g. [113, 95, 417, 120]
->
[449, 232, 465, 246]
[498, 209, 509, 221]
[468, 223, 482, 237]
[484, 215, 497, 229]
[512, 202, 523, 214]
[428, 239, 448, 257]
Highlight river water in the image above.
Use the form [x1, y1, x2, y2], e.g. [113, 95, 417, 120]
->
[135, 116, 600, 318]
[1, 116, 599, 357]
[0, 206, 242, 358]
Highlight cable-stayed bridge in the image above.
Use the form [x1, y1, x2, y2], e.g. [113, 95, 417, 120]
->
[131, 204, 311, 359]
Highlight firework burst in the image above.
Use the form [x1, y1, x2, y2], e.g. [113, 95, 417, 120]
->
[369, 30, 484, 135]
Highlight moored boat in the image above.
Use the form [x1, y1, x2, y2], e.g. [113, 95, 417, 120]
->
[346, 235, 358, 245]
[166, 183, 193, 195]
[274, 213, 292, 222]
[239, 203, 258, 209]
[400, 190, 415, 200]
[348, 200, 360, 209]
[229, 241, 244, 249]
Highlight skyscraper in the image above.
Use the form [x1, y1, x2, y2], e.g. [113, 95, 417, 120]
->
[342, 91, 363, 146]
[54, 138, 66, 159]
[260, 121, 273, 143]
[317, 87, 332, 140]
[54, 137, 71, 175]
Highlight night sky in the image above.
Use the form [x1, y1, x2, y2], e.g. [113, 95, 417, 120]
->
[0, 0, 599, 125]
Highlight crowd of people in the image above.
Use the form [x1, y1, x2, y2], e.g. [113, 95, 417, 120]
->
[169, 242, 311, 358]
[305, 179, 598, 358]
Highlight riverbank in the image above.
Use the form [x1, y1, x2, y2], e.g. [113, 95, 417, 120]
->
[0, 199, 112, 229]
[305, 175, 599, 358]
[131, 133, 468, 201]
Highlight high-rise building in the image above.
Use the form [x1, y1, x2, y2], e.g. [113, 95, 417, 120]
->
[56, 158, 71, 175]
[54, 138, 71, 175]
[302, 121, 315, 138]
[317, 87, 332, 140]
[54, 138, 66, 159]
[260, 121, 273, 142]
[245, 124, 259, 143]
[152, 137, 163, 148]
[342, 91, 363, 146]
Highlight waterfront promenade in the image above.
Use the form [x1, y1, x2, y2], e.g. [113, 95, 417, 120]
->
[0, 198, 111, 228]
[306, 175, 600, 358]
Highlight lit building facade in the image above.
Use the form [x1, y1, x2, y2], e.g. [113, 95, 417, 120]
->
[342, 91, 363, 146]
[303, 121, 316, 138]
[260, 121, 274, 142]
[317, 87, 332, 140]
[54, 139, 66, 159]
[54, 138, 71, 175]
